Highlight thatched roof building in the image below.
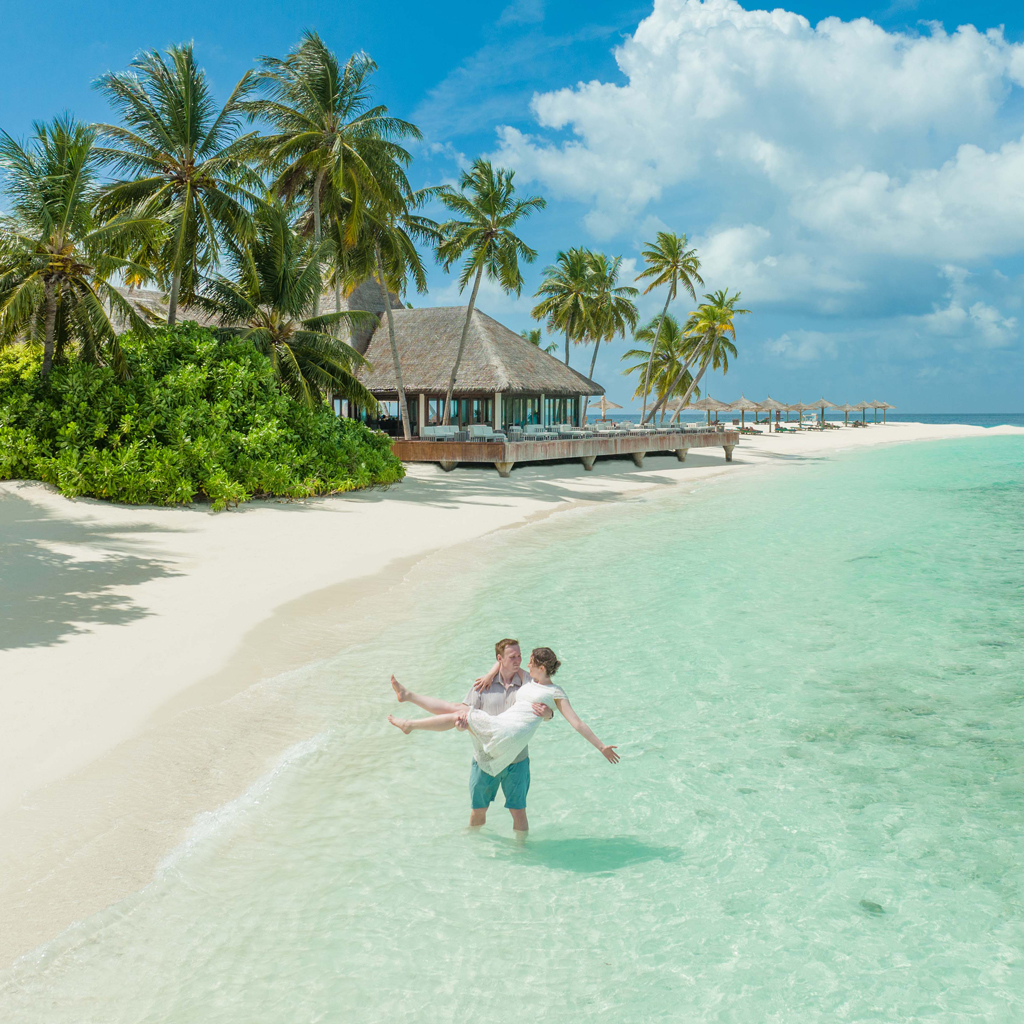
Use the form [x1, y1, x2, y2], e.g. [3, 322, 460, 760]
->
[354, 306, 602, 434]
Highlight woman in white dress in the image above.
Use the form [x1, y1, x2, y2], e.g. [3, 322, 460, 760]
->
[388, 647, 619, 770]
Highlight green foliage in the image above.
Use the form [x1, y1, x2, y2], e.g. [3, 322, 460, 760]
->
[0, 324, 403, 510]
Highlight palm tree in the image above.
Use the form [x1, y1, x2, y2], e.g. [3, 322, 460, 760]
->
[361, 190, 438, 439]
[531, 247, 592, 367]
[634, 231, 703, 423]
[0, 115, 153, 377]
[240, 33, 420, 317]
[670, 290, 749, 414]
[622, 313, 697, 421]
[196, 202, 376, 407]
[435, 159, 545, 425]
[521, 327, 558, 354]
[93, 43, 260, 326]
[580, 252, 638, 422]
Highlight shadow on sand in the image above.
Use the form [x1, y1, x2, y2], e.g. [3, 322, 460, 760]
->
[0, 489, 181, 649]
[489, 835, 680, 874]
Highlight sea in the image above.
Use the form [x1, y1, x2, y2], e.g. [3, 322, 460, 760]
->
[2, 432, 1023, 1022]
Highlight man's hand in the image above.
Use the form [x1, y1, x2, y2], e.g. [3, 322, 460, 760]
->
[532, 702, 553, 720]
[455, 710, 470, 731]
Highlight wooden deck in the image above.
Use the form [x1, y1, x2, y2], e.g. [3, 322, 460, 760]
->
[392, 429, 740, 476]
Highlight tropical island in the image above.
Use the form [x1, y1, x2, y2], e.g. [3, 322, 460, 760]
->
[0, 34, 746, 506]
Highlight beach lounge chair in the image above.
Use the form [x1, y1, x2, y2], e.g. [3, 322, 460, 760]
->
[467, 424, 507, 441]
[523, 424, 558, 440]
[555, 423, 593, 438]
[420, 425, 460, 440]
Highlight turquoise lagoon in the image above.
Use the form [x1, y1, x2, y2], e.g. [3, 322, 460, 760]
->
[3, 435, 1023, 1022]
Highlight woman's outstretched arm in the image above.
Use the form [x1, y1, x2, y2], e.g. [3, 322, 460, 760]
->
[554, 699, 619, 763]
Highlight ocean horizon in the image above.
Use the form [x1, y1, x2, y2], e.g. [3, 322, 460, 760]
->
[2, 434, 1022, 1022]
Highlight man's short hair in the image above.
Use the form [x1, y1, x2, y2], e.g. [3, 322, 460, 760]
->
[495, 638, 520, 659]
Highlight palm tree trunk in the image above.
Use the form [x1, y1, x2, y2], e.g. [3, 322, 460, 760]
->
[675, 355, 711, 413]
[375, 242, 411, 441]
[640, 293, 671, 424]
[334, 277, 342, 338]
[564, 331, 571, 367]
[311, 167, 327, 319]
[167, 269, 181, 327]
[442, 264, 483, 426]
[646, 352, 696, 423]
[41, 278, 57, 378]
[582, 336, 600, 423]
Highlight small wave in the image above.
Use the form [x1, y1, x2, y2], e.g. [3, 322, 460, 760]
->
[157, 731, 331, 873]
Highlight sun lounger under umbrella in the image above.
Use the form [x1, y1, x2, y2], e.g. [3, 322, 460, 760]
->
[853, 400, 872, 422]
[728, 395, 762, 428]
[757, 396, 788, 432]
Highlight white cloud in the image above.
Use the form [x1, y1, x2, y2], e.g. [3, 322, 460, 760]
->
[765, 330, 838, 363]
[499, 0, 545, 26]
[487, 0, 1024, 335]
[916, 266, 1018, 350]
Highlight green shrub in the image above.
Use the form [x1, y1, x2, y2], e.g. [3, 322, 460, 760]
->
[0, 324, 404, 509]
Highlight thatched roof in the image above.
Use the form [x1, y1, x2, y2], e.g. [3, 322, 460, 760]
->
[356, 306, 603, 398]
[110, 287, 220, 329]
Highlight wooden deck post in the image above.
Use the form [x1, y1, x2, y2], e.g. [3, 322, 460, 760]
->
[494, 461, 515, 477]
[418, 393, 426, 436]
[540, 392, 546, 426]
[581, 455, 596, 471]
[494, 392, 502, 429]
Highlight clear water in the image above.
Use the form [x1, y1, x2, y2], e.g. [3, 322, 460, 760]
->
[3, 435, 1024, 1023]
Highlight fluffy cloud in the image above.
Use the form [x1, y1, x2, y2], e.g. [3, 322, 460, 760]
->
[489, 0, 1024, 340]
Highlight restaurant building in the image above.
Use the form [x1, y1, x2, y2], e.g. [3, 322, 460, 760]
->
[353, 306, 603, 436]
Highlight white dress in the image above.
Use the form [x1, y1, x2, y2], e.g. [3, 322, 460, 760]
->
[467, 680, 567, 776]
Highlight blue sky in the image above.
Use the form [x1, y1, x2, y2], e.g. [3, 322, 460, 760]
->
[2, 0, 1023, 411]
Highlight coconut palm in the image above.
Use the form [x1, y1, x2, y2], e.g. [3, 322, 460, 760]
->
[240, 34, 421, 316]
[531, 247, 592, 367]
[358, 190, 438, 438]
[93, 43, 260, 326]
[521, 327, 558, 354]
[0, 115, 154, 377]
[621, 313, 697, 421]
[635, 231, 703, 423]
[197, 202, 376, 407]
[580, 252, 638, 421]
[670, 290, 749, 413]
[435, 159, 545, 425]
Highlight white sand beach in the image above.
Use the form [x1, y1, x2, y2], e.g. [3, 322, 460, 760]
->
[0, 420, 1019, 964]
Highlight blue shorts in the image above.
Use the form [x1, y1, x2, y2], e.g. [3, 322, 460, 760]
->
[470, 758, 530, 810]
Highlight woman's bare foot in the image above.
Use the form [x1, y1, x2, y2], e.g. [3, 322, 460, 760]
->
[388, 714, 412, 734]
[391, 675, 410, 702]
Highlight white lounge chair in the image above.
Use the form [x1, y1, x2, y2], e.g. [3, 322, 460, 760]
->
[523, 424, 558, 440]
[420, 425, 460, 440]
[467, 424, 507, 441]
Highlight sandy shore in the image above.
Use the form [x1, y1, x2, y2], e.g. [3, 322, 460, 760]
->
[0, 420, 1018, 964]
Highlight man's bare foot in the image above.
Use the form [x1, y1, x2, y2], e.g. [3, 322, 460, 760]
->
[388, 714, 412, 734]
[391, 675, 410, 702]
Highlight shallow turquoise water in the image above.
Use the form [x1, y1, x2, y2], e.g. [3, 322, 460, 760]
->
[4, 436, 1024, 1022]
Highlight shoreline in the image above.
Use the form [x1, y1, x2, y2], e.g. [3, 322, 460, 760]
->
[1, 420, 1020, 965]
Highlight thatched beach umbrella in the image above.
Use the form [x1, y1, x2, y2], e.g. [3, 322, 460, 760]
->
[853, 400, 871, 423]
[834, 402, 857, 426]
[867, 400, 888, 423]
[809, 397, 837, 424]
[588, 396, 622, 423]
[879, 401, 895, 424]
[729, 395, 762, 428]
[758, 396, 788, 433]
[691, 396, 732, 425]
[783, 402, 801, 423]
